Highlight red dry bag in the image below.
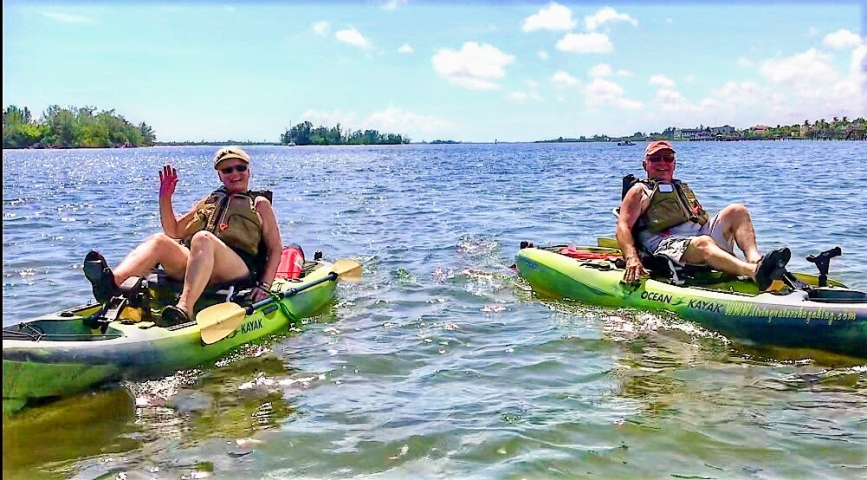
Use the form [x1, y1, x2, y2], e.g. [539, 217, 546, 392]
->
[276, 244, 305, 279]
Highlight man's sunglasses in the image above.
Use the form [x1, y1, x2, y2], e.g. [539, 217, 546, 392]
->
[646, 154, 675, 163]
[219, 164, 248, 174]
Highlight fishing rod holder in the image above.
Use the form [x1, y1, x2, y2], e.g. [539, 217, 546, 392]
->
[807, 247, 841, 288]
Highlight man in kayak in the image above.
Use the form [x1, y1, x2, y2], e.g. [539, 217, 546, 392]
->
[616, 140, 790, 289]
[83, 146, 283, 324]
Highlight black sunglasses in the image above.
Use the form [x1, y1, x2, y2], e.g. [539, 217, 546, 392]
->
[647, 154, 675, 163]
[219, 164, 248, 174]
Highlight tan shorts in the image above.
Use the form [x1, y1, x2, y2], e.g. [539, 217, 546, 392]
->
[648, 214, 734, 266]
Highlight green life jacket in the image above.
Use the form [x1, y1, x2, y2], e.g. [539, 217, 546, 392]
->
[182, 188, 267, 256]
[638, 179, 709, 233]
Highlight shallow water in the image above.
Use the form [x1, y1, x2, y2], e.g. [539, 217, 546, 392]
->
[3, 142, 866, 479]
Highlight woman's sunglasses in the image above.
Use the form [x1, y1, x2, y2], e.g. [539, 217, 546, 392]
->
[646, 154, 675, 163]
[219, 164, 248, 174]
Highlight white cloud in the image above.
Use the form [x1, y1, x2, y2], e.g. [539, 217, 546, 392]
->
[584, 7, 637, 32]
[39, 11, 94, 24]
[432, 42, 515, 90]
[335, 27, 372, 49]
[380, 0, 407, 11]
[589, 63, 613, 78]
[584, 78, 641, 110]
[649, 75, 676, 89]
[823, 29, 863, 49]
[712, 81, 766, 108]
[852, 44, 867, 76]
[616, 69, 632, 77]
[760, 48, 837, 85]
[364, 106, 446, 135]
[298, 106, 446, 137]
[312, 21, 330, 36]
[551, 71, 580, 88]
[556, 32, 613, 54]
[522, 2, 576, 32]
[538, 50, 549, 60]
[526, 80, 539, 89]
[398, 43, 414, 54]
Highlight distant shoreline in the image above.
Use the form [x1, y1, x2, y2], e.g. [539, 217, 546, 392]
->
[4, 137, 864, 151]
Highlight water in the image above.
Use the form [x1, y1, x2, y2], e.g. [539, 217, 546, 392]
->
[3, 142, 866, 479]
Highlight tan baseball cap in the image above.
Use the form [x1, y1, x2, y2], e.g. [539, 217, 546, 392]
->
[214, 146, 251, 169]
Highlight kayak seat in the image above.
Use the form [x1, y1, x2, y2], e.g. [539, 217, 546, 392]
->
[145, 268, 255, 302]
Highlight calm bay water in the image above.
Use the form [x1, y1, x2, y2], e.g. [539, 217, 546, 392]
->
[3, 142, 866, 479]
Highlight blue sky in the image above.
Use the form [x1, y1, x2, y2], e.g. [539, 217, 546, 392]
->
[3, 1, 865, 143]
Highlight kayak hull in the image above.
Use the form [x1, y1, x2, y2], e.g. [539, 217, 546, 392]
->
[3, 261, 339, 413]
[516, 246, 867, 358]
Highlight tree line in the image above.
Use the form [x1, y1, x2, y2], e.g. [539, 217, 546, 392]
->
[280, 121, 410, 145]
[538, 117, 867, 143]
[2, 105, 157, 149]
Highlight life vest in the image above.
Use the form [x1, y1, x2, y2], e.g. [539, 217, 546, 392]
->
[182, 188, 263, 256]
[637, 179, 708, 233]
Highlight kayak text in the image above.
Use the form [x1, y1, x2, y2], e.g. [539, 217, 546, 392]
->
[226, 318, 264, 340]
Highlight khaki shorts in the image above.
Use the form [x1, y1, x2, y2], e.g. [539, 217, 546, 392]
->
[650, 214, 734, 266]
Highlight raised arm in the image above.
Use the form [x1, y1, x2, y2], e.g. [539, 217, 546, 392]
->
[158, 165, 199, 239]
[616, 184, 648, 283]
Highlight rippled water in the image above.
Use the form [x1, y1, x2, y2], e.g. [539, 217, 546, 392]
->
[3, 142, 866, 479]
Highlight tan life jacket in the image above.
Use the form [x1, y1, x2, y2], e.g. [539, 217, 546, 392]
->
[182, 189, 263, 256]
[638, 179, 709, 233]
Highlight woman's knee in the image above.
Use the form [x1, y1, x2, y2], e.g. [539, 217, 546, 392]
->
[189, 231, 218, 251]
[145, 232, 177, 250]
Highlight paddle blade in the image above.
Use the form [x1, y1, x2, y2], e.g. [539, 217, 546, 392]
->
[332, 259, 362, 283]
[597, 237, 620, 250]
[197, 302, 247, 345]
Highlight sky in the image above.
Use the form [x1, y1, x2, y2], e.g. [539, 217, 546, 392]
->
[3, 1, 865, 143]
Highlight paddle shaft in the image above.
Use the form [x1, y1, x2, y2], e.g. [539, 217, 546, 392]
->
[245, 272, 338, 314]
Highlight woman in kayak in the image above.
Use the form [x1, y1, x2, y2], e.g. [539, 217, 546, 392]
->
[83, 146, 283, 324]
[616, 140, 790, 290]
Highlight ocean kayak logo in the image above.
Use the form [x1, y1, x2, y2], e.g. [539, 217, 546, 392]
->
[639, 291, 686, 306]
[225, 318, 264, 340]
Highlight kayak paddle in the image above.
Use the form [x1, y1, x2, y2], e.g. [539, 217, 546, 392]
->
[197, 259, 362, 345]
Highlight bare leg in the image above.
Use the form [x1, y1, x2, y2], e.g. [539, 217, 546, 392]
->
[175, 231, 250, 313]
[716, 204, 761, 263]
[682, 236, 759, 279]
[112, 233, 190, 284]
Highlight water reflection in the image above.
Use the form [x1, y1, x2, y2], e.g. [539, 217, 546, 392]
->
[2, 388, 139, 479]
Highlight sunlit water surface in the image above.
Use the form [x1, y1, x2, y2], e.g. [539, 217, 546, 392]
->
[3, 142, 866, 479]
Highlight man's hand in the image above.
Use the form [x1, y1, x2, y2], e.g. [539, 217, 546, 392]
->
[622, 254, 648, 284]
[159, 165, 178, 199]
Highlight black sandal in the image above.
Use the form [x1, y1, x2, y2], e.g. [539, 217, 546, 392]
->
[160, 305, 191, 326]
[83, 250, 118, 303]
[755, 247, 792, 291]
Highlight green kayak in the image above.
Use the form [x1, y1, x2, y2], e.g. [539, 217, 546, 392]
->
[515, 241, 867, 359]
[2, 255, 358, 414]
